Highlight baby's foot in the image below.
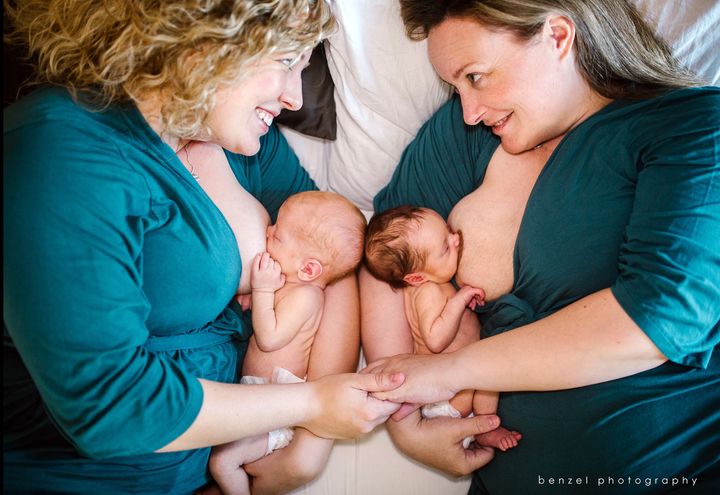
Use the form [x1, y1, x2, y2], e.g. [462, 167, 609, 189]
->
[476, 427, 522, 452]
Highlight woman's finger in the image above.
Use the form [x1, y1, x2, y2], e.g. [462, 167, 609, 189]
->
[354, 370, 405, 393]
[463, 443, 496, 474]
[390, 402, 420, 421]
[360, 357, 391, 374]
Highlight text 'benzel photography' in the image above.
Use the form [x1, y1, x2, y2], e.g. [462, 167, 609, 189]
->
[538, 476, 700, 488]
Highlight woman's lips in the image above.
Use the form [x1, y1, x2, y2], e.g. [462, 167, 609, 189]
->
[490, 112, 512, 132]
[256, 108, 274, 127]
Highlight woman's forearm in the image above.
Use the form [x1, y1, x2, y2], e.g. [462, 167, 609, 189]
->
[159, 274, 397, 453]
[451, 288, 667, 393]
[157, 378, 316, 452]
[370, 288, 669, 407]
[362, 263, 668, 402]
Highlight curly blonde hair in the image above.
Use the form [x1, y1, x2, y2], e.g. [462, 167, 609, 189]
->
[5, 0, 335, 139]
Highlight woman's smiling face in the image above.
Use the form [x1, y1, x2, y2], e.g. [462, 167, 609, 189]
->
[206, 49, 311, 155]
[427, 16, 586, 154]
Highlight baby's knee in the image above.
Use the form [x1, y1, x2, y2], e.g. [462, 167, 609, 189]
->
[290, 447, 331, 483]
[208, 448, 235, 478]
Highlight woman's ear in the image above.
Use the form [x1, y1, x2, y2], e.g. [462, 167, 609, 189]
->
[403, 273, 427, 286]
[298, 258, 323, 282]
[545, 15, 576, 61]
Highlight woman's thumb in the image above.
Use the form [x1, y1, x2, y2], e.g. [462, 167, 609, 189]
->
[360, 372, 405, 393]
[459, 414, 500, 437]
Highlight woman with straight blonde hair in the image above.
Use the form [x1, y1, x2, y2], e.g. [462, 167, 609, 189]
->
[362, 0, 719, 493]
[3, 1, 416, 493]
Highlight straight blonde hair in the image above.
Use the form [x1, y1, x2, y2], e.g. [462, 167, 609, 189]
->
[399, 0, 703, 100]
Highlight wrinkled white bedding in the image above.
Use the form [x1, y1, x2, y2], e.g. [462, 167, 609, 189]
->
[279, 1, 720, 493]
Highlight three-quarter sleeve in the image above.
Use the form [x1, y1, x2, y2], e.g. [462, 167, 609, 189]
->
[374, 96, 499, 218]
[612, 90, 720, 368]
[4, 117, 203, 458]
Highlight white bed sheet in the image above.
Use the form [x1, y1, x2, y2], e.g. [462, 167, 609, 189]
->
[278, 1, 720, 494]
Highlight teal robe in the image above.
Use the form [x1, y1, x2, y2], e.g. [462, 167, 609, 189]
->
[4, 86, 315, 494]
[375, 87, 720, 494]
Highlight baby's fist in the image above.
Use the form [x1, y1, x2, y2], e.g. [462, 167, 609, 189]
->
[457, 285, 485, 310]
[251, 253, 286, 292]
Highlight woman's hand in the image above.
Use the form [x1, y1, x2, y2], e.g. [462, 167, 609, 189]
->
[362, 353, 461, 418]
[301, 372, 404, 438]
[386, 409, 499, 478]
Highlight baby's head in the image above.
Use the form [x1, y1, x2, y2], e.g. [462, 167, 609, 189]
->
[267, 191, 367, 287]
[364, 206, 461, 289]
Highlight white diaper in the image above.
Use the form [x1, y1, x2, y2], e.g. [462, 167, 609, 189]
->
[240, 367, 306, 455]
[421, 401, 474, 449]
[421, 400, 463, 419]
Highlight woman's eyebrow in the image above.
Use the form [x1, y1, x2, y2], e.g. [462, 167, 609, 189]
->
[453, 62, 475, 80]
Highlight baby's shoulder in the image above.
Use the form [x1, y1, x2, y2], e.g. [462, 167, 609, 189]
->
[277, 283, 325, 309]
[406, 282, 455, 306]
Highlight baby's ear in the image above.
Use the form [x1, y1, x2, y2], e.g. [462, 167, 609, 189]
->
[403, 273, 426, 286]
[298, 258, 323, 282]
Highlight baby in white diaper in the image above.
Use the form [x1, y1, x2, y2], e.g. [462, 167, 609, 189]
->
[364, 205, 521, 451]
[209, 191, 367, 495]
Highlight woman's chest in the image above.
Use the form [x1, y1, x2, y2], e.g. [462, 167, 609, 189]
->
[187, 143, 270, 295]
[448, 146, 547, 301]
[140, 179, 242, 335]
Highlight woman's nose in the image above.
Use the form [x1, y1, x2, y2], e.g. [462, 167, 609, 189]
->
[280, 69, 303, 111]
[460, 92, 487, 126]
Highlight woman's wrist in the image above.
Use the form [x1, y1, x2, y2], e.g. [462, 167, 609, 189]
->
[446, 344, 478, 394]
[297, 380, 323, 434]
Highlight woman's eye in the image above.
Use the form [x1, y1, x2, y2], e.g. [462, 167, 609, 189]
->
[468, 73, 482, 84]
[281, 59, 294, 68]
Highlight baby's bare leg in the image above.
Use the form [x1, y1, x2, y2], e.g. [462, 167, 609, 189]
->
[209, 433, 269, 495]
[448, 388, 474, 417]
[472, 391, 522, 451]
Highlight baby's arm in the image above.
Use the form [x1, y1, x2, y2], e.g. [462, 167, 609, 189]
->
[415, 284, 485, 354]
[250, 253, 323, 352]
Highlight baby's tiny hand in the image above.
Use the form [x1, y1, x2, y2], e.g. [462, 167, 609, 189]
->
[457, 285, 485, 311]
[251, 253, 286, 293]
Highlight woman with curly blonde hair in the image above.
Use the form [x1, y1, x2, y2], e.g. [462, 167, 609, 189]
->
[3, 1, 408, 493]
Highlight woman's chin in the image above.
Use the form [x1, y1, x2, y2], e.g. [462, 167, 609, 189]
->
[499, 139, 526, 155]
[500, 138, 541, 156]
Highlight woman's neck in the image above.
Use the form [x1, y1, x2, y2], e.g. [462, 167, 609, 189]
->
[135, 91, 189, 153]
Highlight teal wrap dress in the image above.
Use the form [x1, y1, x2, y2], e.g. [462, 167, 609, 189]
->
[375, 87, 720, 494]
[3, 86, 316, 494]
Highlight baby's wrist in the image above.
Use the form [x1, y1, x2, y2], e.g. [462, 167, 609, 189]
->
[252, 287, 276, 294]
